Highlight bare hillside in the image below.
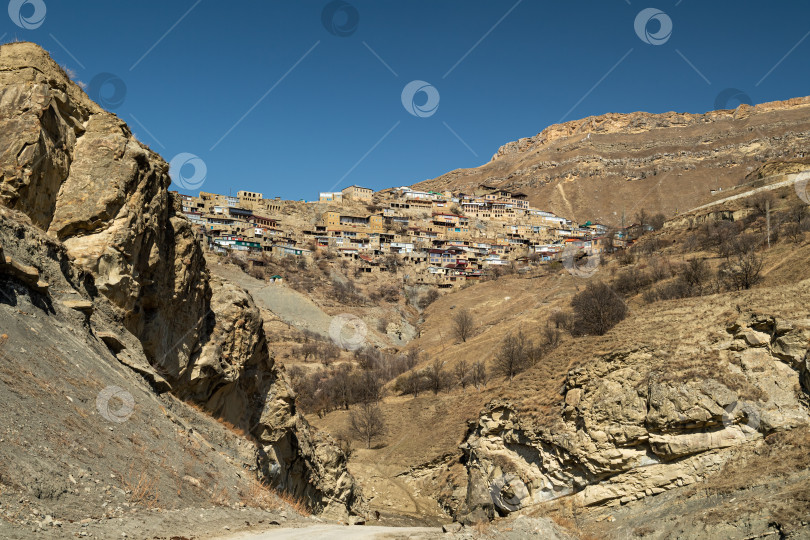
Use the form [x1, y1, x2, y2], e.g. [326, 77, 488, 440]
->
[414, 98, 810, 226]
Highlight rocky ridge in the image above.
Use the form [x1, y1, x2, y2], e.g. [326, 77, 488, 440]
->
[0, 42, 362, 518]
[415, 97, 810, 225]
[459, 310, 810, 523]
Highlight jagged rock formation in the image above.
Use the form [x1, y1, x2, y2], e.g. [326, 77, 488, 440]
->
[0, 42, 362, 518]
[415, 98, 810, 225]
[459, 312, 809, 522]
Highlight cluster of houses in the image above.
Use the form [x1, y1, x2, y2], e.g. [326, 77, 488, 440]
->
[175, 183, 620, 287]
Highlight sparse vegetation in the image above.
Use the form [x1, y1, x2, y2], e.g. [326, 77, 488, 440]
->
[571, 282, 627, 336]
[493, 330, 537, 382]
[452, 308, 475, 342]
[348, 402, 387, 449]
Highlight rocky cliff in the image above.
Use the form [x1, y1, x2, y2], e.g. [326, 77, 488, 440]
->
[415, 98, 810, 225]
[0, 42, 362, 518]
[459, 308, 810, 524]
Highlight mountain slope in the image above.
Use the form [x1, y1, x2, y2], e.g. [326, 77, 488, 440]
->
[414, 97, 810, 225]
[0, 41, 362, 524]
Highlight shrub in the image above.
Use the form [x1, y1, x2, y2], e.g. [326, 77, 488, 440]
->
[452, 308, 475, 342]
[571, 282, 627, 336]
[417, 289, 440, 309]
[719, 250, 763, 290]
[493, 330, 537, 382]
[348, 402, 386, 449]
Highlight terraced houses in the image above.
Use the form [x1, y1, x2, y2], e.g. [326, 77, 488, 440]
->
[174, 184, 610, 286]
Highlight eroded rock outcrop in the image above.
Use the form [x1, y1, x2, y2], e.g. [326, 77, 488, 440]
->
[459, 314, 809, 522]
[0, 42, 362, 518]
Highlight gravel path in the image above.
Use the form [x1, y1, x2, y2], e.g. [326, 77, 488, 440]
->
[218, 524, 442, 539]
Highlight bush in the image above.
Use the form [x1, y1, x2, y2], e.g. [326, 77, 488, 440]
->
[452, 308, 475, 342]
[549, 310, 575, 331]
[493, 330, 537, 382]
[612, 267, 652, 296]
[719, 250, 763, 290]
[681, 258, 710, 294]
[571, 282, 627, 336]
[418, 289, 440, 309]
[348, 402, 386, 449]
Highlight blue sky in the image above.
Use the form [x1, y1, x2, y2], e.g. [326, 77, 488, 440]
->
[4, 1, 809, 200]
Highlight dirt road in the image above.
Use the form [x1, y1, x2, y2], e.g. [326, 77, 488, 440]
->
[218, 524, 443, 539]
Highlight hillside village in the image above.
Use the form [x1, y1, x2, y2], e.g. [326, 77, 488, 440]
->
[176, 183, 620, 286]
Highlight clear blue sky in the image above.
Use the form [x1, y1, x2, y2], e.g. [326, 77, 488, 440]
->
[4, 1, 809, 200]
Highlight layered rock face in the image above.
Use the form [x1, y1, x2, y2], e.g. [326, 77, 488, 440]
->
[415, 98, 810, 225]
[460, 313, 810, 522]
[0, 42, 361, 518]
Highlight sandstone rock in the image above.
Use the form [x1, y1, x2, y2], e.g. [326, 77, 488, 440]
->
[459, 315, 810, 516]
[442, 522, 462, 533]
[0, 42, 363, 518]
[61, 299, 94, 314]
[97, 332, 126, 354]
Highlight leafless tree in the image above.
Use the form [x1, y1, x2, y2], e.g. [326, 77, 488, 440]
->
[452, 308, 475, 343]
[719, 250, 763, 290]
[426, 357, 446, 394]
[650, 213, 666, 231]
[493, 330, 534, 382]
[404, 348, 421, 370]
[400, 371, 425, 397]
[786, 200, 807, 225]
[748, 192, 774, 217]
[300, 341, 318, 362]
[571, 282, 627, 336]
[544, 325, 560, 347]
[348, 402, 386, 449]
[454, 360, 469, 390]
[470, 360, 488, 390]
[783, 221, 803, 243]
[681, 258, 710, 294]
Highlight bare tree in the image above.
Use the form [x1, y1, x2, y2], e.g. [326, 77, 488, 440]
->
[650, 213, 666, 231]
[348, 402, 387, 449]
[404, 348, 421, 370]
[454, 360, 469, 390]
[300, 341, 318, 362]
[493, 330, 534, 382]
[783, 221, 803, 243]
[426, 357, 446, 394]
[786, 200, 807, 225]
[571, 282, 627, 336]
[748, 192, 774, 217]
[543, 325, 560, 347]
[452, 308, 475, 343]
[681, 258, 710, 294]
[400, 371, 425, 397]
[719, 250, 763, 290]
[470, 360, 488, 390]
